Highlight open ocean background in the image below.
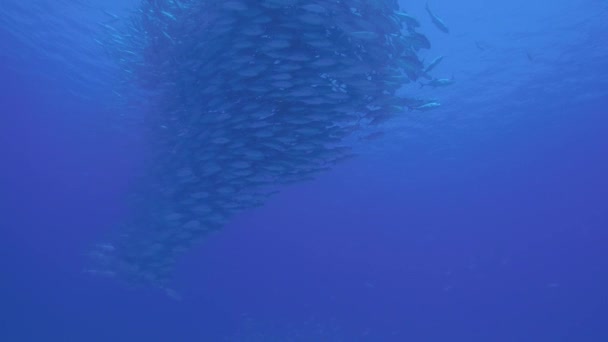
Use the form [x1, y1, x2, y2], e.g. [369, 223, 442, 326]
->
[1, 0, 607, 341]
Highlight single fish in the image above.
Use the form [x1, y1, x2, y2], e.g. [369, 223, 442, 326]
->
[420, 76, 455, 88]
[423, 55, 444, 74]
[526, 51, 535, 62]
[415, 102, 441, 111]
[394, 10, 420, 29]
[475, 40, 490, 51]
[425, 2, 449, 34]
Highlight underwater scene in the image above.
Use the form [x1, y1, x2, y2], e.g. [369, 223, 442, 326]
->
[1, 0, 607, 340]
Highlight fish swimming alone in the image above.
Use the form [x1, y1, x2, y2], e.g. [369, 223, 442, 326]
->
[415, 101, 442, 111]
[425, 2, 450, 34]
[420, 76, 455, 88]
[423, 55, 445, 74]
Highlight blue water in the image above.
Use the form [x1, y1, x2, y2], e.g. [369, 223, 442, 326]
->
[1, 0, 607, 341]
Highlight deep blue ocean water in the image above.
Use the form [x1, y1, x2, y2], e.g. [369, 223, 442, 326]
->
[1, 0, 607, 341]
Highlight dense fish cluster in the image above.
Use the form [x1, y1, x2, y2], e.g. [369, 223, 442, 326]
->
[88, 0, 446, 293]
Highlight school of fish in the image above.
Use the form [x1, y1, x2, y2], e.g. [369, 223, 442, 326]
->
[81, 0, 451, 293]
